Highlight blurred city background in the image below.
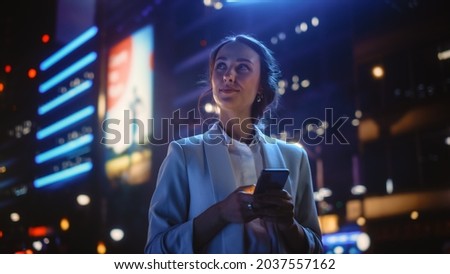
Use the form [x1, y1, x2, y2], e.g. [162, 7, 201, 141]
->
[0, 0, 449, 254]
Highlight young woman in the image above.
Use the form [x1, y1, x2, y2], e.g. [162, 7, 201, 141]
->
[145, 34, 323, 253]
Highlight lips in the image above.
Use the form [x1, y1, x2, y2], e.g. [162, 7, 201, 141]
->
[219, 88, 239, 94]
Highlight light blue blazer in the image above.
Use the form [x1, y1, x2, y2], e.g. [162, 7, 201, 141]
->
[145, 125, 323, 253]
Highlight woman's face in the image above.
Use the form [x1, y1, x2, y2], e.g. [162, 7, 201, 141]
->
[211, 41, 261, 118]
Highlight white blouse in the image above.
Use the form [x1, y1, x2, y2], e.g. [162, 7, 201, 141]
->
[221, 126, 278, 253]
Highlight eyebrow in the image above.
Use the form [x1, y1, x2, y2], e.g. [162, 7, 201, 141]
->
[216, 56, 254, 64]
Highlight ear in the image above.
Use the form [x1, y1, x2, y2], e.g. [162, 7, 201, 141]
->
[258, 85, 265, 95]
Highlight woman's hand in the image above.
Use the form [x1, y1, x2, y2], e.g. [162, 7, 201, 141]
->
[253, 190, 309, 252]
[252, 189, 296, 231]
[193, 185, 256, 251]
[217, 185, 257, 224]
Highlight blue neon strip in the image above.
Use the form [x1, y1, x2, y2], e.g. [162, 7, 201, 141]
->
[38, 80, 93, 115]
[40, 26, 98, 71]
[322, 231, 361, 246]
[39, 52, 97, 93]
[35, 134, 93, 164]
[36, 105, 95, 140]
[33, 161, 93, 188]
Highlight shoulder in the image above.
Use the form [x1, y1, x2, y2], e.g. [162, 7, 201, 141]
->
[160, 134, 206, 167]
[171, 124, 225, 148]
[162, 135, 204, 160]
[268, 138, 309, 163]
[172, 133, 205, 147]
[167, 131, 219, 157]
[256, 127, 306, 156]
[274, 139, 306, 154]
[258, 131, 307, 156]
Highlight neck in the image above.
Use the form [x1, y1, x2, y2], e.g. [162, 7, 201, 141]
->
[219, 111, 255, 143]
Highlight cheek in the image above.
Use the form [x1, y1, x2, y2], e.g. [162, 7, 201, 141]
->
[211, 73, 222, 90]
[241, 76, 260, 92]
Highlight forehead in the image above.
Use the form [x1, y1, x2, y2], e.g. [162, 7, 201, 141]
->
[215, 41, 260, 63]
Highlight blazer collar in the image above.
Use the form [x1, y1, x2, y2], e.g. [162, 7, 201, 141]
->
[202, 123, 287, 199]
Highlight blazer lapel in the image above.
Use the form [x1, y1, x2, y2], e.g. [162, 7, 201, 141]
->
[203, 125, 245, 253]
[202, 126, 237, 202]
[260, 136, 286, 169]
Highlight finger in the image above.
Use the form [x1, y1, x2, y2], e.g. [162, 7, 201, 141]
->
[252, 201, 294, 216]
[236, 191, 254, 204]
[241, 200, 258, 222]
[254, 196, 292, 209]
[236, 184, 256, 194]
[256, 207, 294, 219]
[257, 203, 293, 213]
[255, 189, 291, 199]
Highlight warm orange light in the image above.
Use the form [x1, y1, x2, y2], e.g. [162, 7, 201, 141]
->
[318, 214, 339, 234]
[60, 218, 70, 231]
[0, 82, 4, 93]
[28, 226, 50, 237]
[0, 230, 3, 238]
[97, 241, 107, 254]
[372, 66, 384, 79]
[356, 216, 366, 226]
[242, 185, 255, 194]
[15, 249, 33, 254]
[410, 210, 419, 220]
[28, 68, 37, 79]
[4, 65, 12, 73]
[42, 34, 51, 43]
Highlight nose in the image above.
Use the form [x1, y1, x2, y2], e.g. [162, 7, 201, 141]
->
[223, 72, 235, 83]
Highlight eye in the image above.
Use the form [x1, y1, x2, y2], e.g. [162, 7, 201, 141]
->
[215, 62, 227, 71]
[236, 64, 251, 73]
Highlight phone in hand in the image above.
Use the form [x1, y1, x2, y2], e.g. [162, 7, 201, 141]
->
[254, 168, 290, 194]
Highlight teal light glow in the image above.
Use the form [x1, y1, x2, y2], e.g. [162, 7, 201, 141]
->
[39, 52, 97, 94]
[40, 26, 98, 71]
[38, 80, 93, 115]
[35, 134, 93, 164]
[33, 161, 93, 188]
[36, 105, 95, 140]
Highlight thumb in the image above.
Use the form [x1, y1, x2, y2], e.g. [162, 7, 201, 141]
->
[236, 184, 255, 194]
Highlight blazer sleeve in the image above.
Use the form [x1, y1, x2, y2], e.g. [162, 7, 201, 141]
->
[144, 141, 194, 253]
[294, 147, 324, 253]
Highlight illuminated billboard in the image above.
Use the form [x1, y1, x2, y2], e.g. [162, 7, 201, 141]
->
[103, 25, 154, 185]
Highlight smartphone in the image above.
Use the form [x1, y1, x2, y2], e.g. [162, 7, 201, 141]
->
[254, 168, 290, 194]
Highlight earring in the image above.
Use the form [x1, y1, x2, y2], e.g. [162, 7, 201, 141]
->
[256, 93, 263, 103]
